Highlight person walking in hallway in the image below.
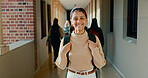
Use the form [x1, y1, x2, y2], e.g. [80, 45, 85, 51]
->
[88, 18, 104, 47]
[46, 18, 64, 65]
[55, 7, 106, 78]
[63, 20, 71, 35]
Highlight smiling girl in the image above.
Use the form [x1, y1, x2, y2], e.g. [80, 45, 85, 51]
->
[55, 7, 106, 78]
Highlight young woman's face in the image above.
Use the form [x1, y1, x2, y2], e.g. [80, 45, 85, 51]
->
[70, 11, 87, 32]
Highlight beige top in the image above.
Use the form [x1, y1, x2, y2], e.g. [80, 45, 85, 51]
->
[56, 31, 106, 71]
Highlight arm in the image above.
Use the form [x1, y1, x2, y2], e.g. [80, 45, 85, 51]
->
[55, 38, 71, 70]
[46, 36, 50, 46]
[59, 26, 65, 39]
[88, 36, 106, 69]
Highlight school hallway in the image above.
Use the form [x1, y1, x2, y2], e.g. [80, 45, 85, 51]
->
[0, 0, 148, 78]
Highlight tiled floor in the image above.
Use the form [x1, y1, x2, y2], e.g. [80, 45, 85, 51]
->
[33, 53, 122, 78]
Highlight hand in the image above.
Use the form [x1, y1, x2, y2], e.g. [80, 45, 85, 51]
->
[61, 42, 71, 54]
[88, 40, 97, 50]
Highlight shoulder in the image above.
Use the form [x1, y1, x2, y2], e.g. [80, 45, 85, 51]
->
[97, 27, 102, 31]
[59, 26, 63, 29]
[59, 26, 62, 28]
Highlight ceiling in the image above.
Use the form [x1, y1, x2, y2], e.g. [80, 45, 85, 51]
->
[59, 0, 91, 10]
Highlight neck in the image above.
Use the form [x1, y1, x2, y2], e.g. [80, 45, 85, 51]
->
[74, 29, 85, 35]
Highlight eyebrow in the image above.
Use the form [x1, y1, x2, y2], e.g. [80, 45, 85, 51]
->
[72, 14, 86, 19]
[80, 16, 85, 17]
[73, 16, 85, 18]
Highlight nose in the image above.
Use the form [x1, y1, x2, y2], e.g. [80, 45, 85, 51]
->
[77, 19, 81, 23]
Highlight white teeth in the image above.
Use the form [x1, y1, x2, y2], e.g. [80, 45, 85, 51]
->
[77, 25, 81, 27]
[77, 24, 83, 26]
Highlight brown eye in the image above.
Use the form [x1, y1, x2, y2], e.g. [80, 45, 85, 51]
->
[73, 18, 78, 20]
[80, 18, 84, 19]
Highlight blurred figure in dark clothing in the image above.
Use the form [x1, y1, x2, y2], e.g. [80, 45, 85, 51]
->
[88, 18, 104, 47]
[63, 20, 71, 35]
[46, 18, 64, 64]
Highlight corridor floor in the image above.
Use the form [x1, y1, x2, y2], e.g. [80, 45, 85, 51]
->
[33, 53, 122, 78]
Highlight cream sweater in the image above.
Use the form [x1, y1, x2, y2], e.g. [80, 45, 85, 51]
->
[56, 31, 106, 71]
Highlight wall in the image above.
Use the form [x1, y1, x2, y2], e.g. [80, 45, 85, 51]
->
[35, 0, 50, 70]
[52, 0, 66, 28]
[100, 0, 110, 57]
[85, 0, 101, 27]
[0, 0, 3, 44]
[85, 0, 109, 56]
[1, 0, 34, 44]
[0, 41, 35, 78]
[0, 0, 52, 77]
[85, 0, 93, 28]
[33, 0, 66, 74]
[107, 0, 148, 78]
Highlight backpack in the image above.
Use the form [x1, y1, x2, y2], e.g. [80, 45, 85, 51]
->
[88, 28, 104, 47]
[89, 30, 99, 38]
[51, 26, 60, 42]
[63, 32, 97, 69]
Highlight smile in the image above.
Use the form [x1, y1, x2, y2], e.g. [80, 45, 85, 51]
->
[76, 24, 84, 26]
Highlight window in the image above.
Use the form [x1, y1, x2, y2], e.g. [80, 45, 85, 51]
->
[41, 1, 47, 39]
[47, 4, 51, 32]
[110, 0, 114, 32]
[127, 0, 138, 38]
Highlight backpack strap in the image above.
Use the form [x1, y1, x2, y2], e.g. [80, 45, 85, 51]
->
[88, 33, 96, 43]
[63, 34, 71, 67]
